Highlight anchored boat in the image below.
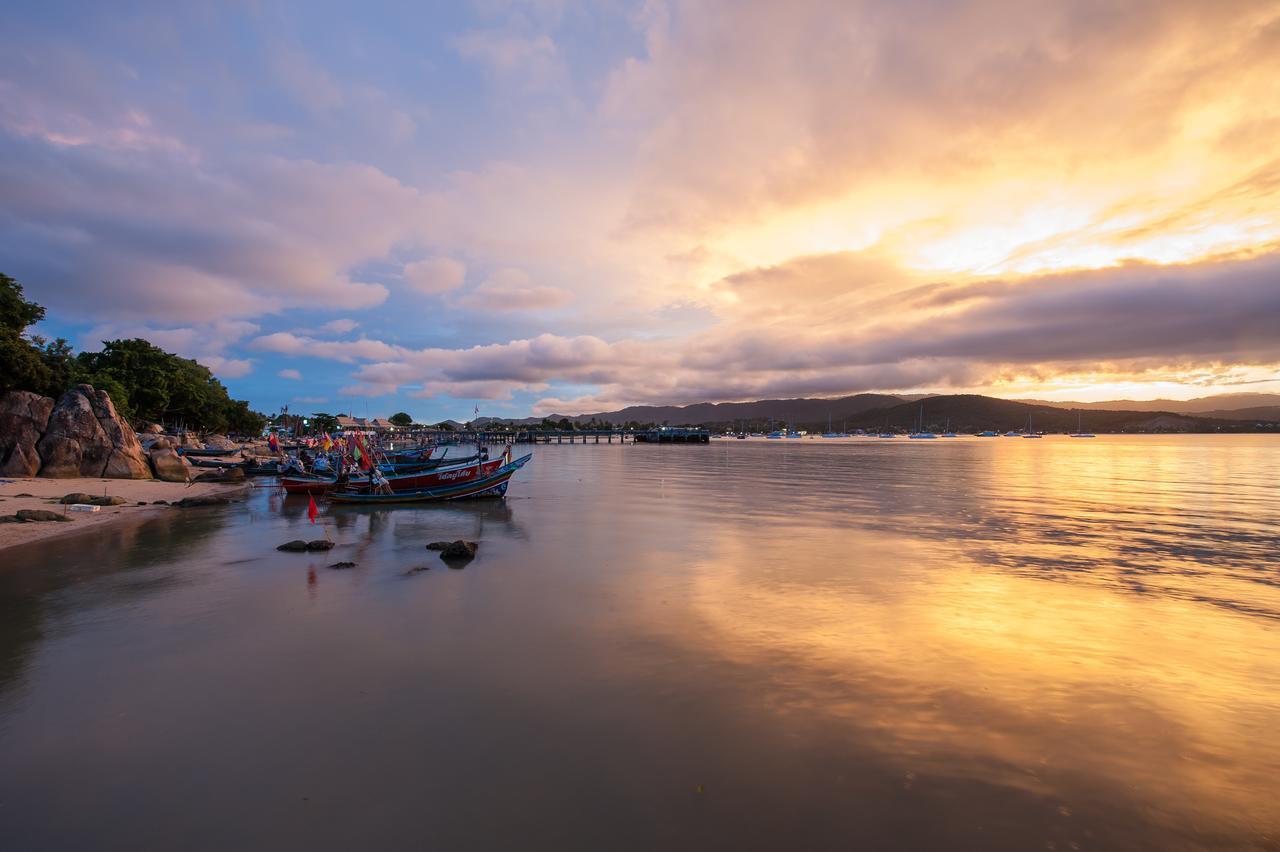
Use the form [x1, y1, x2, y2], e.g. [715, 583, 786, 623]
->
[326, 454, 533, 504]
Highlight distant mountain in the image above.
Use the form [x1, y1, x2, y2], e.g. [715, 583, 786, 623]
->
[834, 395, 1275, 433]
[1025, 392, 1280, 414]
[569, 393, 906, 428]
[1196, 406, 1280, 422]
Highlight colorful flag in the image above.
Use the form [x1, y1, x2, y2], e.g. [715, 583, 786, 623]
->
[321, 433, 333, 452]
[307, 493, 318, 524]
[268, 432, 279, 452]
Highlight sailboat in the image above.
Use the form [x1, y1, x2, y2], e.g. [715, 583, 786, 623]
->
[941, 417, 958, 437]
[821, 414, 847, 438]
[908, 404, 937, 439]
[1021, 413, 1042, 438]
[1069, 410, 1096, 438]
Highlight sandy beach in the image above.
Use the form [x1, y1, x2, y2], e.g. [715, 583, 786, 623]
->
[0, 476, 248, 554]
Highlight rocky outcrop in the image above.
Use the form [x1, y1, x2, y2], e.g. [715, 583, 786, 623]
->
[149, 447, 191, 482]
[177, 432, 205, 450]
[204, 434, 235, 450]
[0, 391, 54, 477]
[34, 385, 149, 479]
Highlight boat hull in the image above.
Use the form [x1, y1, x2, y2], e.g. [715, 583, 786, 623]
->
[281, 453, 505, 494]
[326, 454, 532, 504]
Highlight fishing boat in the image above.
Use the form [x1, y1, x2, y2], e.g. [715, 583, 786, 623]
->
[178, 446, 245, 458]
[281, 451, 504, 495]
[327, 454, 532, 504]
[1069, 411, 1096, 438]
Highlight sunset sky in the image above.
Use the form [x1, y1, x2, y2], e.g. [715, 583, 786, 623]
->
[4, 1, 1279, 420]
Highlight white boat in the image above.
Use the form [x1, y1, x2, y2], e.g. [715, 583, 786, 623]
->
[1069, 411, 1096, 438]
[908, 403, 937, 439]
[1022, 414, 1042, 438]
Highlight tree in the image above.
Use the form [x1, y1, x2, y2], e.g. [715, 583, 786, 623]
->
[389, 411, 413, 428]
[310, 412, 339, 434]
[0, 273, 51, 396]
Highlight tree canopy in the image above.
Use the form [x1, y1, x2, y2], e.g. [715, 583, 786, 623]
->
[0, 272, 267, 434]
[389, 411, 413, 427]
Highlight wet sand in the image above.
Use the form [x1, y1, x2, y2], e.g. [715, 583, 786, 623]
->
[0, 477, 248, 553]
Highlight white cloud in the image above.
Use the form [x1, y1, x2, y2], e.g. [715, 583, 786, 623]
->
[404, 256, 467, 294]
[451, 267, 571, 311]
[278, 368, 302, 380]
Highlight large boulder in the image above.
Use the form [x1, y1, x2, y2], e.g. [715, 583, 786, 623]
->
[178, 432, 206, 450]
[87, 387, 150, 479]
[0, 390, 54, 477]
[149, 447, 191, 482]
[204, 434, 235, 450]
[36, 385, 149, 479]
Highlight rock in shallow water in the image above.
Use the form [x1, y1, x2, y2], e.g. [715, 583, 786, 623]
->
[277, 540, 308, 552]
[438, 540, 478, 562]
[328, 561, 356, 569]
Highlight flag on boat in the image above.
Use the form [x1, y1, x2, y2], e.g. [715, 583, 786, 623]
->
[307, 493, 318, 524]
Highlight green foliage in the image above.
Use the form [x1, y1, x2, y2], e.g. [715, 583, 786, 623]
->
[389, 411, 413, 427]
[310, 412, 339, 433]
[0, 272, 268, 433]
[0, 273, 44, 334]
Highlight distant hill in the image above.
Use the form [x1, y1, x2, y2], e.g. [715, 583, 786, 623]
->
[566, 393, 906, 428]
[835, 395, 1274, 433]
[1196, 406, 1280, 422]
[1025, 392, 1280, 414]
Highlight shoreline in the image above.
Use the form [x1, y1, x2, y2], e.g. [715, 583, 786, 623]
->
[0, 477, 250, 556]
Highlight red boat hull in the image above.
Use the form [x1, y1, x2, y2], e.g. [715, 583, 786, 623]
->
[282, 455, 506, 495]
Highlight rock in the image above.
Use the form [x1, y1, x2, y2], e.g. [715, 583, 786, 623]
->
[36, 385, 149, 479]
[177, 432, 205, 450]
[277, 540, 309, 552]
[0, 514, 21, 523]
[90, 496, 129, 506]
[138, 421, 164, 434]
[173, 495, 231, 508]
[204, 434, 235, 450]
[425, 541, 450, 550]
[0, 390, 54, 477]
[59, 492, 98, 504]
[306, 540, 335, 551]
[16, 509, 71, 522]
[14, 492, 33, 497]
[193, 467, 245, 483]
[136, 501, 147, 506]
[328, 561, 356, 569]
[438, 540, 478, 562]
[405, 565, 431, 574]
[151, 499, 169, 505]
[149, 448, 191, 482]
[149, 437, 173, 450]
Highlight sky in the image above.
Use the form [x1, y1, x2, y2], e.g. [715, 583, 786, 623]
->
[3, 0, 1279, 421]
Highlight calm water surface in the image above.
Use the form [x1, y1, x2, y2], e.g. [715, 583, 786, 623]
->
[2, 436, 1279, 850]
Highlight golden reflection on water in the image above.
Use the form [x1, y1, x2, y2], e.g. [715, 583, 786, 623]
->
[620, 438, 1280, 842]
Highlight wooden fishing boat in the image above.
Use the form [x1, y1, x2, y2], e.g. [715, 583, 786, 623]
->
[178, 446, 246, 457]
[281, 451, 505, 495]
[326, 454, 532, 504]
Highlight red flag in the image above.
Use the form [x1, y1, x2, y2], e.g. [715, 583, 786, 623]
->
[307, 493, 318, 524]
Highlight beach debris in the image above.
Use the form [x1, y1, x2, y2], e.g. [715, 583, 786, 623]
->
[306, 539, 335, 551]
[172, 495, 231, 508]
[328, 561, 356, 569]
[277, 540, 309, 552]
[16, 509, 72, 522]
[435, 540, 478, 563]
[67, 504, 100, 513]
